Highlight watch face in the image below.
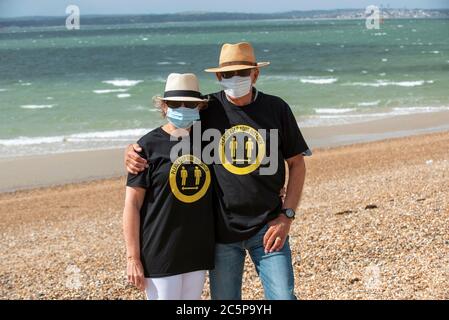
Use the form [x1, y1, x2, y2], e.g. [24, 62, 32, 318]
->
[285, 209, 295, 218]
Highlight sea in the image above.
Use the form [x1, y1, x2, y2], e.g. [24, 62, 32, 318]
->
[0, 17, 448, 157]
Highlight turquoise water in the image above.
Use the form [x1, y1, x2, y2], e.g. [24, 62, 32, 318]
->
[0, 18, 448, 156]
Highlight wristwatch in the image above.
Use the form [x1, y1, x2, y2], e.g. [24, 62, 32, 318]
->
[281, 208, 296, 219]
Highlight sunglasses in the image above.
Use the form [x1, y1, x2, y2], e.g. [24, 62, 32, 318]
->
[219, 69, 252, 79]
[166, 101, 202, 109]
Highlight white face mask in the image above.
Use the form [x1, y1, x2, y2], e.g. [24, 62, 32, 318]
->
[220, 76, 252, 98]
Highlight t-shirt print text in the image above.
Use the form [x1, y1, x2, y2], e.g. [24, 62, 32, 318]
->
[219, 124, 267, 175]
[169, 154, 211, 203]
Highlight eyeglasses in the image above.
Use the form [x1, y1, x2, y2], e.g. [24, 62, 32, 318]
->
[166, 101, 202, 109]
[219, 69, 252, 79]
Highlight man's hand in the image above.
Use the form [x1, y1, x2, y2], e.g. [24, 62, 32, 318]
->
[263, 214, 292, 253]
[125, 144, 148, 174]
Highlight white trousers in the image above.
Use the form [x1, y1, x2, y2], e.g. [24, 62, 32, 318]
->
[145, 270, 206, 300]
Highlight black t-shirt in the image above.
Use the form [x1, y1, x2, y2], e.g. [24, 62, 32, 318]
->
[127, 127, 215, 278]
[200, 89, 311, 243]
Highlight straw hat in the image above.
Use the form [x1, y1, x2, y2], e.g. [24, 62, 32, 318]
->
[158, 73, 208, 102]
[204, 42, 270, 73]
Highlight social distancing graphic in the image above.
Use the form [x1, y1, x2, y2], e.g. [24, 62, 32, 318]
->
[169, 154, 211, 203]
[219, 125, 266, 175]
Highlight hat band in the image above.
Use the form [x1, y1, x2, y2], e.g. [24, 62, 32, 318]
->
[164, 90, 202, 99]
[219, 61, 257, 68]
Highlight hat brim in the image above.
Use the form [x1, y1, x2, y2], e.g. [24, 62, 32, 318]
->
[157, 96, 208, 102]
[204, 61, 270, 73]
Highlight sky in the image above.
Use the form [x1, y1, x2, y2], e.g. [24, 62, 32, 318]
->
[0, 0, 448, 17]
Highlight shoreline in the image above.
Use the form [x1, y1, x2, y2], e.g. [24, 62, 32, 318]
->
[1, 110, 449, 193]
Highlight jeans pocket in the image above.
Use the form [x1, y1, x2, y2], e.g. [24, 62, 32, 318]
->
[249, 224, 269, 248]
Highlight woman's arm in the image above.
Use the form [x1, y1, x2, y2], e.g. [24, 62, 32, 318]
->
[123, 186, 146, 290]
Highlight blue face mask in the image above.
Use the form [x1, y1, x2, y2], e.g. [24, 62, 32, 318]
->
[166, 106, 200, 129]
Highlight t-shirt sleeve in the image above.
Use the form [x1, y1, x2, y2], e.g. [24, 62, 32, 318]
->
[280, 100, 312, 159]
[126, 140, 151, 189]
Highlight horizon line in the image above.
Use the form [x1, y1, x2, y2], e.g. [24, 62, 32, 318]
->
[1, 7, 449, 19]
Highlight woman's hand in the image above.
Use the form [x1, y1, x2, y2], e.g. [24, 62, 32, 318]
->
[127, 257, 145, 291]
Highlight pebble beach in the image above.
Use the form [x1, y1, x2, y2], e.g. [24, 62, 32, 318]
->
[1, 130, 448, 299]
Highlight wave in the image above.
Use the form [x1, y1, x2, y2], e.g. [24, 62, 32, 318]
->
[93, 88, 129, 94]
[262, 75, 302, 81]
[300, 105, 449, 128]
[0, 136, 63, 146]
[300, 77, 338, 84]
[316, 106, 449, 118]
[102, 79, 143, 87]
[357, 100, 380, 107]
[152, 76, 167, 83]
[342, 80, 434, 87]
[117, 93, 131, 98]
[392, 106, 449, 113]
[157, 61, 172, 65]
[262, 76, 338, 84]
[70, 128, 150, 139]
[20, 104, 55, 109]
[0, 128, 152, 147]
[315, 108, 356, 114]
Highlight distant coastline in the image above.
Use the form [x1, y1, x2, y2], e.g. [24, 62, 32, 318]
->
[1, 8, 448, 27]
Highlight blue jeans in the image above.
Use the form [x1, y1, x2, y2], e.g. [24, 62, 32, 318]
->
[209, 224, 296, 300]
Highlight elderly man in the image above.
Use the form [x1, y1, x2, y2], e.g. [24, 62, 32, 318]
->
[125, 42, 311, 300]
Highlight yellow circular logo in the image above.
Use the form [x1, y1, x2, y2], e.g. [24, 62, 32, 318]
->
[169, 154, 211, 203]
[218, 125, 266, 175]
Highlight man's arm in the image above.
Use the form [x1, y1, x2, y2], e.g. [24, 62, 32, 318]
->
[125, 144, 148, 174]
[263, 154, 306, 253]
[282, 154, 306, 211]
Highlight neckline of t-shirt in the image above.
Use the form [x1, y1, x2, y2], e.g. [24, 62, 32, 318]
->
[222, 88, 261, 110]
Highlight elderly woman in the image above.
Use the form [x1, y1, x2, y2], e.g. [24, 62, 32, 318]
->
[123, 73, 214, 300]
